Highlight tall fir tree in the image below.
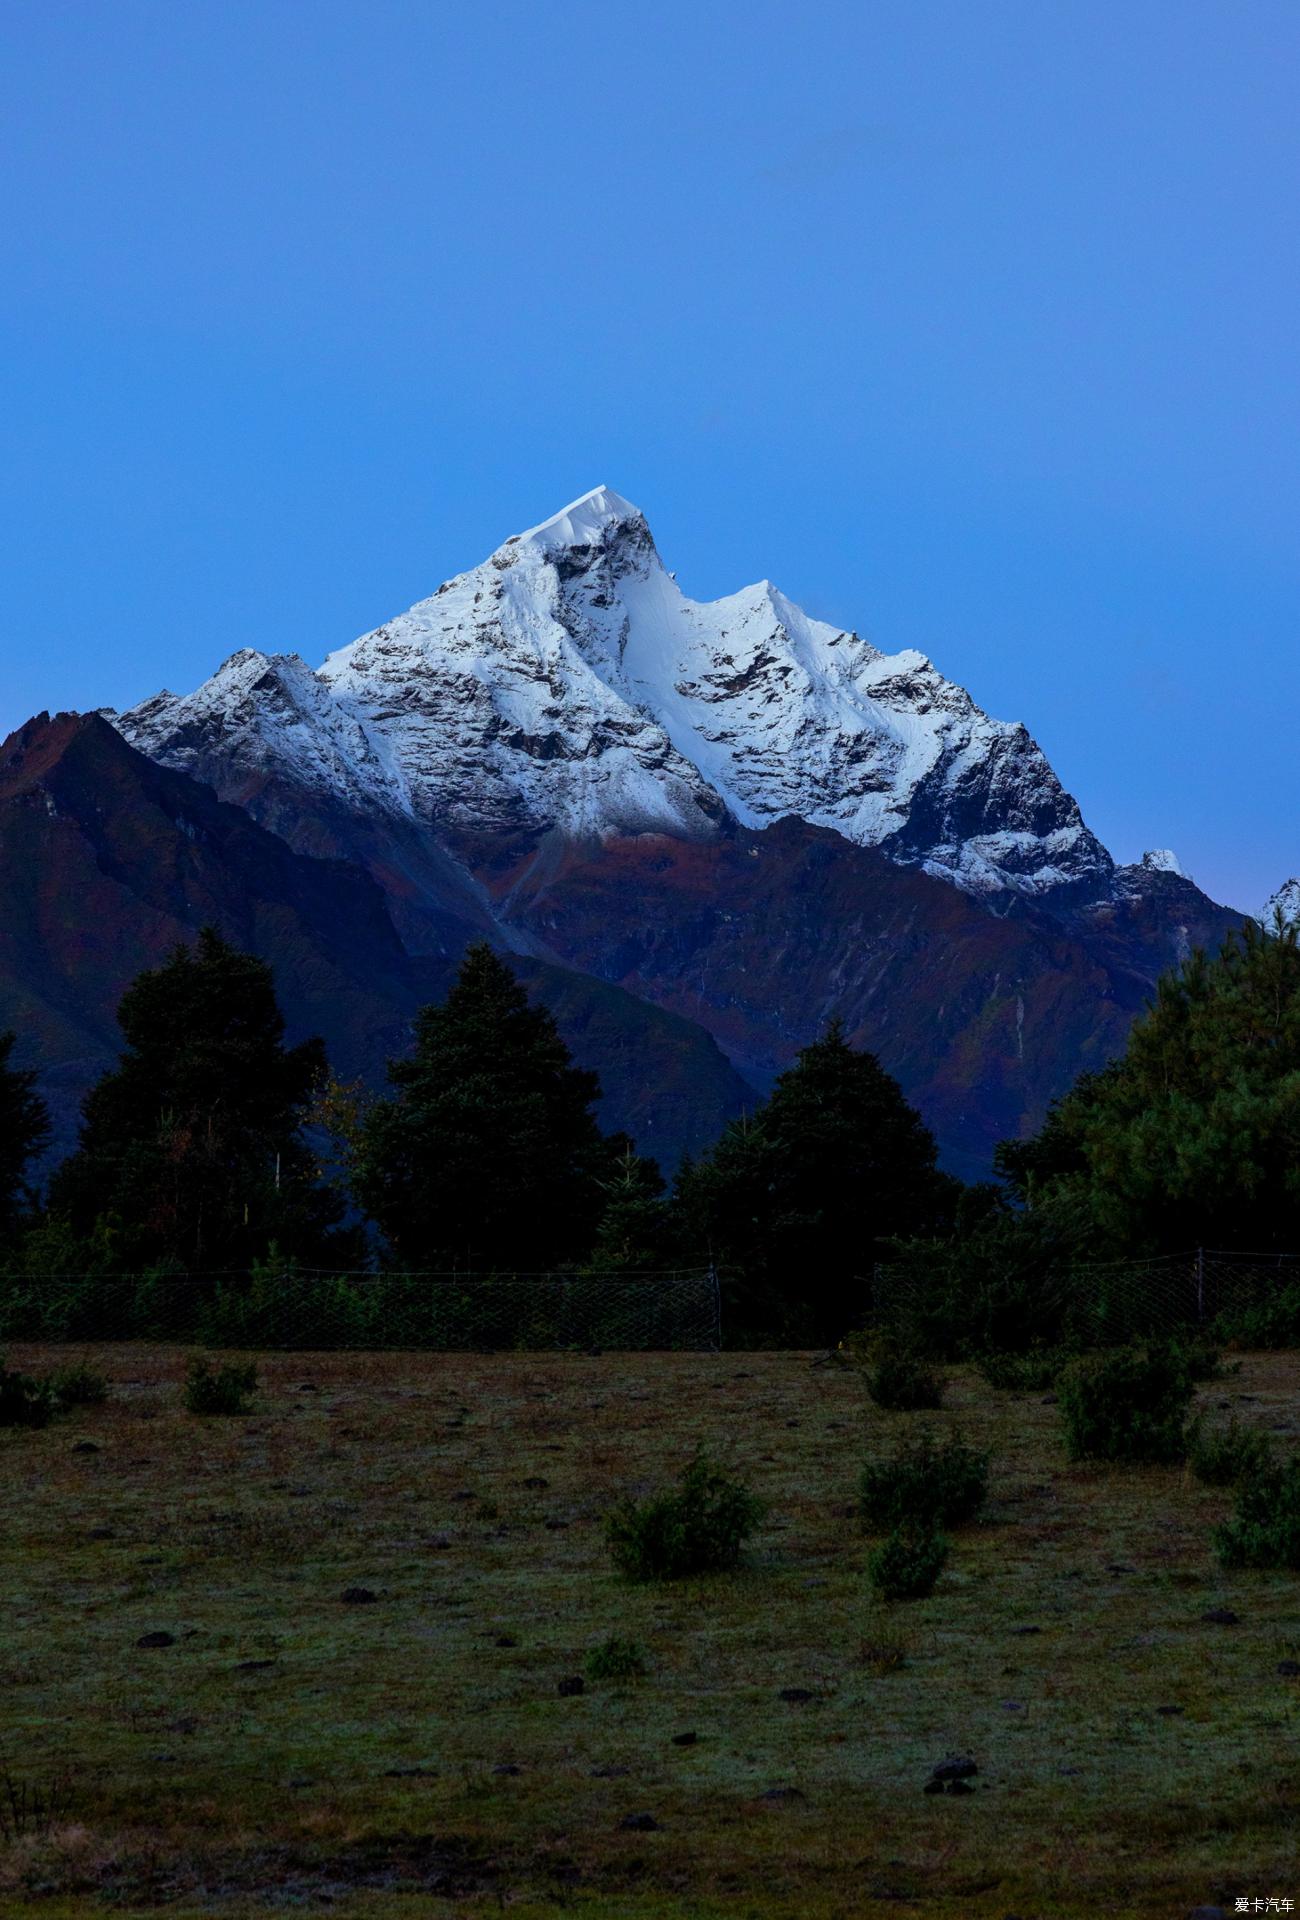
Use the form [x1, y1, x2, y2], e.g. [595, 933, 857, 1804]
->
[49, 928, 349, 1273]
[586, 1145, 674, 1271]
[677, 1020, 955, 1344]
[0, 1030, 51, 1246]
[353, 943, 623, 1270]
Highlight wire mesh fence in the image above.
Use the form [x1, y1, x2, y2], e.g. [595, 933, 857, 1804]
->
[0, 1266, 723, 1352]
[872, 1247, 1300, 1347]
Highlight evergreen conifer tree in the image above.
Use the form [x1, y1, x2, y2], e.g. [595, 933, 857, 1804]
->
[49, 928, 348, 1272]
[0, 1030, 50, 1246]
[587, 1145, 673, 1270]
[997, 916, 1300, 1253]
[354, 943, 622, 1270]
[678, 1020, 955, 1343]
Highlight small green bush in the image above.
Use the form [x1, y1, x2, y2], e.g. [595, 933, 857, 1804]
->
[184, 1356, 257, 1417]
[50, 1364, 108, 1410]
[859, 1429, 989, 1532]
[603, 1452, 764, 1580]
[1166, 1336, 1225, 1383]
[585, 1635, 647, 1682]
[866, 1344, 944, 1412]
[977, 1347, 1070, 1392]
[1215, 1459, 1300, 1569]
[1057, 1344, 1195, 1464]
[1214, 1282, 1300, 1350]
[0, 1361, 55, 1429]
[867, 1522, 948, 1601]
[1188, 1416, 1272, 1487]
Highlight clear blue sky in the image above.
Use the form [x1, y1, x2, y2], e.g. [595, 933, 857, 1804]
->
[2, 0, 1297, 911]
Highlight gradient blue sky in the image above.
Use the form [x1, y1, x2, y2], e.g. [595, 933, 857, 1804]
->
[3, 0, 1297, 911]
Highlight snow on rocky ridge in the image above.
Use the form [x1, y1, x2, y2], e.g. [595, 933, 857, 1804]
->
[117, 486, 1116, 898]
[1263, 878, 1300, 927]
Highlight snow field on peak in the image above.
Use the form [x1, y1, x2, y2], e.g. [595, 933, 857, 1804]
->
[118, 488, 1114, 897]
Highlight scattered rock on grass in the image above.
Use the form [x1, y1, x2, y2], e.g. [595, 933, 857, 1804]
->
[671, 1731, 698, 1747]
[136, 1631, 175, 1648]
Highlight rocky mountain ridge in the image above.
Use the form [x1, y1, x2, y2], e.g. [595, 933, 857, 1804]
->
[117, 486, 1118, 901]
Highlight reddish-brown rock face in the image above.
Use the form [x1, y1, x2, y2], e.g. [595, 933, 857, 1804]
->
[0, 714, 754, 1171]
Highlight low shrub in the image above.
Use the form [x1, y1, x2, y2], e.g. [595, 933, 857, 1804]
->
[1057, 1343, 1195, 1464]
[856, 1616, 913, 1673]
[867, 1522, 948, 1601]
[604, 1452, 764, 1580]
[880, 1206, 1089, 1359]
[184, 1356, 257, 1417]
[977, 1346, 1071, 1392]
[0, 1361, 55, 1429]
[1167, 1336, 1225, 1383]
[1215, 1458, 1300, 1569]
[866, 1344, 944, 1412]
[1188, 1416, 1272, 1487]
[859, 1429, 989, 1531]
[585, 1635, 647, 1682]
[50, 1364, 109, 1410]
[1214, 1282, 1300, 1350]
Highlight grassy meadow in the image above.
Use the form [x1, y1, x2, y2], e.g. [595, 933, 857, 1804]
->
[2, 1344, 1298, 1919]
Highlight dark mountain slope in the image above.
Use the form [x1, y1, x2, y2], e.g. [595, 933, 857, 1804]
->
[0, 714, 752, 1169]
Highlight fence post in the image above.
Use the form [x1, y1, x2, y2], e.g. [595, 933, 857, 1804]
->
[1195, 1247, 1205, 1324]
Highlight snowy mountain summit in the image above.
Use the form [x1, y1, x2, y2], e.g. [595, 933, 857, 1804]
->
[118, 486, 1114, 898]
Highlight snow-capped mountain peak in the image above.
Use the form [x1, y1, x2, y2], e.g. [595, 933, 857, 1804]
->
[116, 488, 1115, 898]
[1263, 878, 1300, 928]
[511, 484, 648, 554]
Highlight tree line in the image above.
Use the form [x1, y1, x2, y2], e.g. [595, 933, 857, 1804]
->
[2, 913, 1298, 1346]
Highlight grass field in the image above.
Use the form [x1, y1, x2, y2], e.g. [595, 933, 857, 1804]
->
[3, 1343, 1298, 1920]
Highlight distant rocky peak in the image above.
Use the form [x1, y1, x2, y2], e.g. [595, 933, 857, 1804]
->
[115, 485, 1122, 899]
[1263, 878, 1300, 928]
[511, 485, 651, 555]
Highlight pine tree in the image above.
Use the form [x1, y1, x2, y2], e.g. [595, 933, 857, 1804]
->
[997, 917, 1300, 1253]
[354, 943, 623, 1271]
[679, 1020, 955, 1343]
[49, 928, 348, 1272]
[0, 1030, 50, 1245]
[587, 1145, 673, 1270]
